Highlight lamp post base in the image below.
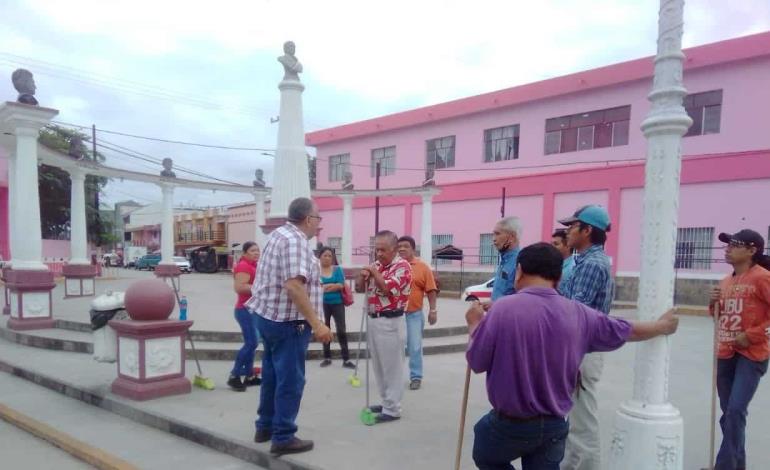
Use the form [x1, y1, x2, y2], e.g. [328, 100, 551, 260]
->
[608, 401, 684, 470]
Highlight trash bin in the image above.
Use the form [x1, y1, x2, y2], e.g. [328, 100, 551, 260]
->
[90, 291, 127, 363]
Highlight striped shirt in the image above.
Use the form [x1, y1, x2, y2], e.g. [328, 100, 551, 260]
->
[561, 244, 614, 314]
[245, 222, 322, 322]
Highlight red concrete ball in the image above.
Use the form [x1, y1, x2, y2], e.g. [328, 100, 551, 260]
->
[124, 279, 176, 321]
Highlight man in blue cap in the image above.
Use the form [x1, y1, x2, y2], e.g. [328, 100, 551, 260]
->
[557, 205, 613, 470]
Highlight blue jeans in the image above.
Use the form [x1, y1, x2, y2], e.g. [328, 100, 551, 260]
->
[473, 411, 569, 470]
[405, 310, 424, 380]
[231, 307, 260, 377]
[715, 354, 768, 470]
[254, 314, 312, 444]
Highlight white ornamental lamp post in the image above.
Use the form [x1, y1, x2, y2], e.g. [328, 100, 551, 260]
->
[608, 1, 692, 469]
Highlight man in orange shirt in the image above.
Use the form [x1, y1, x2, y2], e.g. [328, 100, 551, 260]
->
[397, 236, 438, 391]
[710, 229, 770, 470]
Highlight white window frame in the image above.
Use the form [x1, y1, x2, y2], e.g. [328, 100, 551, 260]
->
[328, 153, 350, 182]
[675, 227, 714, 270]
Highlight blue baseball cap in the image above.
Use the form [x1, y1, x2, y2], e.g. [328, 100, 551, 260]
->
[558, 205, 611, 232]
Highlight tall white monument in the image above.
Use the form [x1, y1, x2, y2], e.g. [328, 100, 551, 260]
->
[269, 40, 311, 219]
[608, 1, 692, 468]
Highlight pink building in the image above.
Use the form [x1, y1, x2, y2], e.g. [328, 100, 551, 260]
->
[307, 32, 770, 299]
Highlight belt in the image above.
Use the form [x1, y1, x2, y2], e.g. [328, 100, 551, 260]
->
[368, 309, 404, 319]
[493, 410, 561, 423]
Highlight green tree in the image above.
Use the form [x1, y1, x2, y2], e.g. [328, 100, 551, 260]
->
[37, 125, 112, 246]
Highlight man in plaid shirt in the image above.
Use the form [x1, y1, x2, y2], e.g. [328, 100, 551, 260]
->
[357, 230, 412, 423]
[557, 205, 614, 470]
[246, 197, 332, 456]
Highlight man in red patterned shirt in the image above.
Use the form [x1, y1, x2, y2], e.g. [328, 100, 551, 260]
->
[357, 230, 413, 423]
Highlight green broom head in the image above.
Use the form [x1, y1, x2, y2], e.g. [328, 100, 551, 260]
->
[194, 375, 216, 391]
[360, 407, 376, 426]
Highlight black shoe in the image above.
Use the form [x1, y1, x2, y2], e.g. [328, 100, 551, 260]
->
[270, 437, 314, 456]
[368, 405, 383, 413]
[342, 361, 356, 369]
[374, 413, 401, 424]
[409, 379, 421, 390]
[244, 376, 262, 386]
[227, 376, 246, 392]
[254, 429, 272, 443]
[320, 359, 332, 368]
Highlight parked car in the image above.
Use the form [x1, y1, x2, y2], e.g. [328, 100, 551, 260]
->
[135, 253, 162, 270]
[173, 256, 191, 273]
[461, 278, 494, 302]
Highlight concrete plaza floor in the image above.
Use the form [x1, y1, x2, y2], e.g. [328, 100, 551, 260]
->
[2, 270, 769, 469]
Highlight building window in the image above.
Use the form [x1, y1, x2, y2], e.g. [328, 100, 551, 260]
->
[544, 105, 631, 155]
[431, 234, 453, 265]
[675, 227, 714, 269]
[124, 232, 131, 242]
[684, 90, 722, 137]
[479, 233, 497, 265]
[371, 146, 396, 177]
[328, 153, 350, 182]
[327, 237, 342, 253]
[484, 125, 519, 162]
[426, 135, 456, 170]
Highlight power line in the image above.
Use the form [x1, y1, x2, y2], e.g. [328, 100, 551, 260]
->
[52, 120, 275, 151]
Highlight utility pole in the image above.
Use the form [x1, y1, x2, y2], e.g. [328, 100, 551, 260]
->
[374, 162, 381, 234]
[500, 187, 506, 218]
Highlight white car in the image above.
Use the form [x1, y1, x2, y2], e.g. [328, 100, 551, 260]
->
[461, 278, 494, 302]
[173, 256, 192, 273]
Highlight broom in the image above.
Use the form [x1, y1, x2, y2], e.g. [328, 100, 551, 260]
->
[702, 301, 720, 470]
[357, 283, 376, 425]
[347, 300, 367, 388]
[169, 276, 215, 391]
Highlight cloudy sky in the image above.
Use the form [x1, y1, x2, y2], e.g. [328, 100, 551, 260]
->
[2, 0, 768, 208]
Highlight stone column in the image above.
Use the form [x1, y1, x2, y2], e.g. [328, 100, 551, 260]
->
[420, 192, 434, 263]
[154, 183, 180, 281]
[0, 102, 58, 330]
[268, 79, 310, 220]
[607, 1, 691, 468]
[62, 167, 97, 297]
[3, 152, 15, 315]
[340, 193, 354, 267]
[253, 191, 267, 248]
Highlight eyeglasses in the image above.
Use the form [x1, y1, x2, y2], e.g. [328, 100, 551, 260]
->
[727, 240, 752, 248]
[308, 215, 323, 222]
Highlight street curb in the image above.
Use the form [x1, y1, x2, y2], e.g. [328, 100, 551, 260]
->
[0, 359, 324, 470]
[0, 403, 139, 470]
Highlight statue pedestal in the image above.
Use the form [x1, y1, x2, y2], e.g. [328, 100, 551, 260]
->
[62, 263, 97, 298]
[110, 319, 193, 401]
[5, 268, 55, 330]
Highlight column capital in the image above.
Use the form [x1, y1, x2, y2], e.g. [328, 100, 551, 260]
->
[253, 190, 268, 201]
[0, 102, 59, 133]
[158, 181, 175, 193]
[338, 192, 355, 202]
[68, 167, 87, 182]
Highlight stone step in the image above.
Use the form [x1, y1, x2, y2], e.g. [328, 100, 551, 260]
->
[0, 318, 469, 361]
[55, 318, 469, 342]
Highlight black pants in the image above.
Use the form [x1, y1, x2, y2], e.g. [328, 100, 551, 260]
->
[322, 303, 349, 361]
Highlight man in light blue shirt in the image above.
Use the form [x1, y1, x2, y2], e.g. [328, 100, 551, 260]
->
[552, 228, 575, 293]
[490, 217, 522, 302]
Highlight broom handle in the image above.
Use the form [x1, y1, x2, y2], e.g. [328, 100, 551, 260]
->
[708, 302, 720, 470]
[454, 365, 471, 470]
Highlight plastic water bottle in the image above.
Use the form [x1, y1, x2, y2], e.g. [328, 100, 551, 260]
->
[179, 296, 188, 321]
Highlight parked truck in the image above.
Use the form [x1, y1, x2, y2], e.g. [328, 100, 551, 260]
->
[124, 246, 147, 268]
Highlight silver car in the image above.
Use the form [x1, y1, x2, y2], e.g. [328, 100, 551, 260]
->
[173, 256, 192, 273]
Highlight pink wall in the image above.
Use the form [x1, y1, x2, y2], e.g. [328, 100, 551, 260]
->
[0, 187, 8, 261]
[617, 180, 770, 275]
[42, 239, 71, 261]
[313, 55, 770, 191]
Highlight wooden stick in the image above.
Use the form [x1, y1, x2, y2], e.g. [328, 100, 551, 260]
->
[454, 365, 472, 470]
[707, 302, 720, 470]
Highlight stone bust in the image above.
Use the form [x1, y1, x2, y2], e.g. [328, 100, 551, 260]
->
[68, 136, 86, 160]
[341, 171, 354, 190]
[253, 168, 266, 188]
[278, 41, 303, 81]
[422, 168, 436, 187]
[160, 158, 176, 178]
[12, 68, 38, 105]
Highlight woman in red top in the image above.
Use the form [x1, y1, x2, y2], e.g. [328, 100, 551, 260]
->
[228, 241, 262, 392]
[710, 229, 770, 469]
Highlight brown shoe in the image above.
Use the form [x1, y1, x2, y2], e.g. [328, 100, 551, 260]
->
[270, 437, 314, 456]
[254, 429, 272, 443]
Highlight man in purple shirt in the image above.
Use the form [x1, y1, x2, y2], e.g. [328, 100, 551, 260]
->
[465, 243, 679, 469]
